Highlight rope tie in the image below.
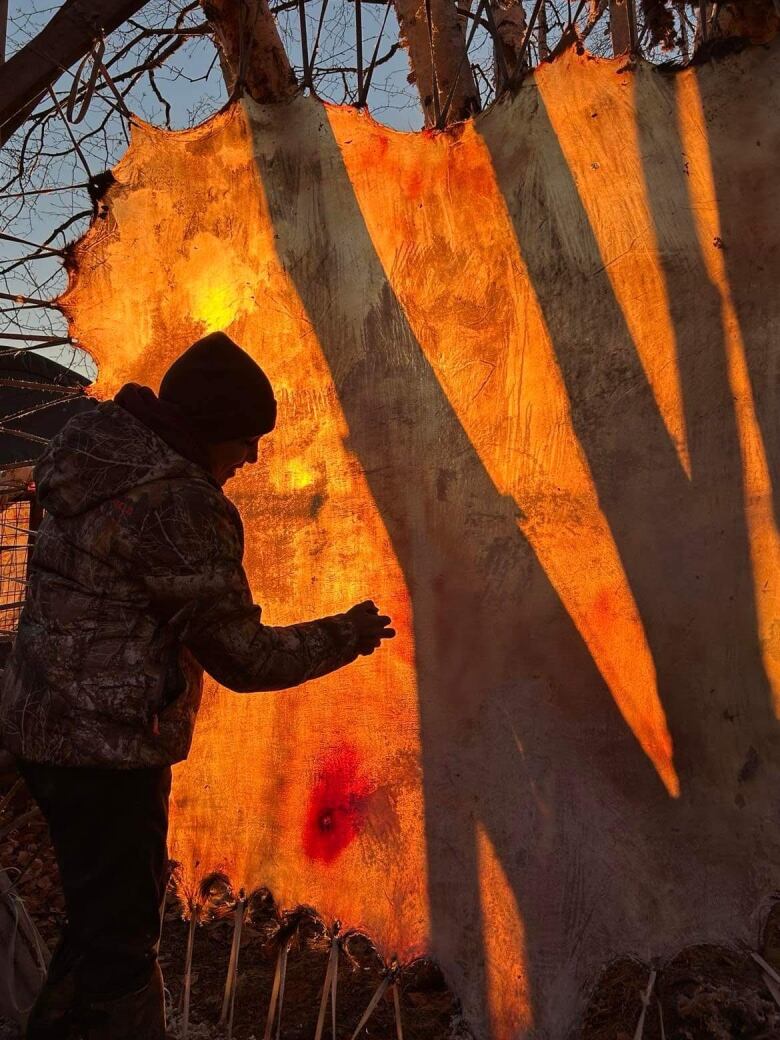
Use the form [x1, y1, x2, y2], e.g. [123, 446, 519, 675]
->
[0, 872, 49, 1017]
[62, 35, 131, 138]
[66, 38, 105, 124]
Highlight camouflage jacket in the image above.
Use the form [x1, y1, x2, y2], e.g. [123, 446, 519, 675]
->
[0, 402, 360, 767]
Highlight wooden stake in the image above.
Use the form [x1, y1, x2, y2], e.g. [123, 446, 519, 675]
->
[393, 979, 404, 1040]
[262, 938, 291, 1040]
[348, 966, 397, 1040]
[181, 911, 198, 1038]
[314, 922, 340, 1040]
[219, 897, 247, 1035]
[632, 969, 656, 1040]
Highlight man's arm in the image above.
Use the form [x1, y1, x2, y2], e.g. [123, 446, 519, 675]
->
[117, 479, 374, 692]
[170, 575, 361, 693]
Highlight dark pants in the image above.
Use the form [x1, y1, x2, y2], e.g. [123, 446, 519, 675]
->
[18, 761, 171, 1004]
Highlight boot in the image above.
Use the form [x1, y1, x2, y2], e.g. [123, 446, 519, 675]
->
[25, 942, 80, 1040]
[83, 963, 166, 1040]
[25, 975, 79, 1040]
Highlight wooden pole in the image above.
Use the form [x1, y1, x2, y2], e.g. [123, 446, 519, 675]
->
[536, 0, 549, 59]
[0, 0, 8, 66]
[489, 0, 527, 87]
[298, 0, 311, 88]
[355, 0, 364, 101]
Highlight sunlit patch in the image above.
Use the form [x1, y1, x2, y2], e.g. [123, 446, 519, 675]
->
[178, 232, 258, 333]
[675, 72, 780, 717]
[476, 824, 533, 1038]
[535, 52, 691, 479]
[287, 457, 317, 490]
[329, 105, 679, 797]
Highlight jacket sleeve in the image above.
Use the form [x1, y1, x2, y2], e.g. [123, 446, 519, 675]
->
[118, 479, 360, 693]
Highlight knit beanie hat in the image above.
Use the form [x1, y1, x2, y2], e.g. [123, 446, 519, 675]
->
[159, 332, 277, 442]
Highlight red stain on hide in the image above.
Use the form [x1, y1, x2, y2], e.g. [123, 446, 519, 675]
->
[405, 168, 425, 201]
[303, 745, 373, 864]
[370, 134, 390, 164]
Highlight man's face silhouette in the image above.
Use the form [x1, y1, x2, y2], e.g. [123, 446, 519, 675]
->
[206, 435, 262, 486]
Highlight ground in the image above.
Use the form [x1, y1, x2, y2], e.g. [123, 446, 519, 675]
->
[580, 935, 780, 1039]
[0, 762, 468, 1039]
[2, 761, 780, 1039]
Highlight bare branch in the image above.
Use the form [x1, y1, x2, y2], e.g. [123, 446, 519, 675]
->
[0, 0, 152, 146]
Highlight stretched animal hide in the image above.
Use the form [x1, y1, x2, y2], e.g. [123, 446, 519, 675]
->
[62, 40, 780, 1038]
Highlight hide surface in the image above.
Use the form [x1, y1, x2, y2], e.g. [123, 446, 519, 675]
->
[62, 41, 780, 1037]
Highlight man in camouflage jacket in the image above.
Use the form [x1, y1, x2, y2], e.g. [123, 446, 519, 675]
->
[0, 332, 394, 1039]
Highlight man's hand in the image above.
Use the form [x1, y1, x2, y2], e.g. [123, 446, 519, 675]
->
[345, 600, 395, 656]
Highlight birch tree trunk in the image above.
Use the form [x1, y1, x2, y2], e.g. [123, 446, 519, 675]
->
[201, 0, 297, 103]
[491, 0, 527, 85]
[394, 0, 480, 126]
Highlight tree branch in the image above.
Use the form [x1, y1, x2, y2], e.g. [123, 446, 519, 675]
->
[0, 0, 151, 146]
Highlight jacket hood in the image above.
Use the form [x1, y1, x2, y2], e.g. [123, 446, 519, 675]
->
[35, 401, 212, 518]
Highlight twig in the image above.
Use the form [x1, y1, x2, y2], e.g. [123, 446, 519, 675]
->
[0, 806, 38, 841]
[180, 909, 198, 1038]
[0, 778, 22, 818]
[359, 0, 393, 104]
